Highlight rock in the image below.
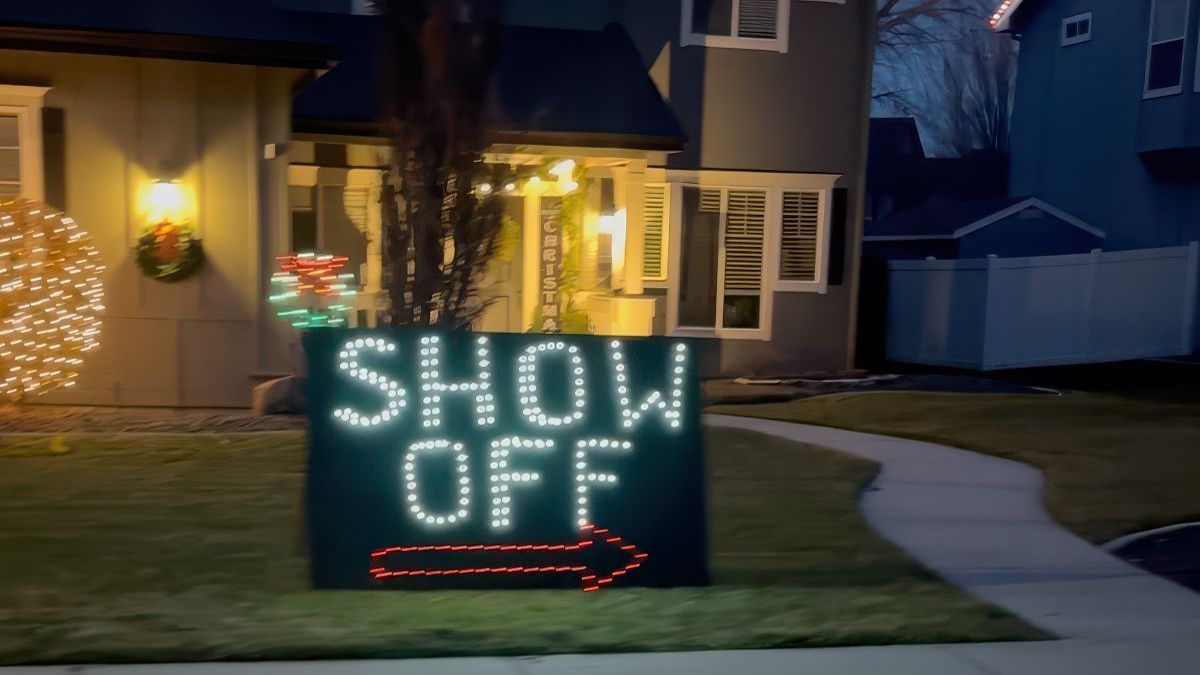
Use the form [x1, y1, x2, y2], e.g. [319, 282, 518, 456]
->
[252, 375, 306, 415]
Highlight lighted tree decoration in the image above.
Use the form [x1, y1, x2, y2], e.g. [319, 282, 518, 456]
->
[269, 252, 357, 328]
[0, 199, 105, 402]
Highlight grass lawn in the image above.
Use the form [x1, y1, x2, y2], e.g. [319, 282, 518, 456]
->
[0, 428, 1037, 664]
[710, 391, 1200, 544]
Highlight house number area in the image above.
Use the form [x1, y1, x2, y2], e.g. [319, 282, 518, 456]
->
[303, 329, 709, 591]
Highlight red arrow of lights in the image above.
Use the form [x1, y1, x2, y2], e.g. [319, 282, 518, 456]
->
[369, 524, 648, 592]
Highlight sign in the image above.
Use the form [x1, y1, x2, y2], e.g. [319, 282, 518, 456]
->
[539, 196, 562, 332]
[303, 328, 707, 591]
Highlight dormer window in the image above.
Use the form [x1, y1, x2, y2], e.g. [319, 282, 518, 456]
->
[1061, 12, 1092, 46]
[681, 0, 790, 53]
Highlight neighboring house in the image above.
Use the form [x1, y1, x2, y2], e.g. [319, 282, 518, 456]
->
[0, 0, 875, 407]
[865, 117, 927, 223]
[0, 0, 339, 406]
[991, 0, 1200, 250]
[293, 0, 875, 377]
[863, 195, 1102, 259]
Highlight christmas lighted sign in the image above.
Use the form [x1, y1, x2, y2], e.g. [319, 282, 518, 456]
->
[304, 329, 707, 591]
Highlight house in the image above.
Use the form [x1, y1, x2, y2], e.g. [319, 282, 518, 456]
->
[865, 117, 928, 223]
[0, 0, 341, 406]
[0, 0, 874, 407]
[991, 0, 1200, 250]
[292, 0, 875, 378]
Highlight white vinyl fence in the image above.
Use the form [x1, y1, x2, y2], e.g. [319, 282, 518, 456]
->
[886, 243, 1200, 370]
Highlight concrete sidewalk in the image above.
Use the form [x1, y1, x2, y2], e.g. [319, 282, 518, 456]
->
[707, 414, 1200, 640]
[7, 416, 1200, 674]
[5, 638, 1200, 675]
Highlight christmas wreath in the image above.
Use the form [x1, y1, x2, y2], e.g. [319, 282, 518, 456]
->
[136, 220, 204, 282]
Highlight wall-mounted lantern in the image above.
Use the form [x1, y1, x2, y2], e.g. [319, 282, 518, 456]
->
[135, 179, 204, 282]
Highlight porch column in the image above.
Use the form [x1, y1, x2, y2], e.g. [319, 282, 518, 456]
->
[621, 161, 646, 296]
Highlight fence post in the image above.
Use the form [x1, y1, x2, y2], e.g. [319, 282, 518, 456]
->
[1183, 241, 1199, 353]
[979, 255, 998, 369]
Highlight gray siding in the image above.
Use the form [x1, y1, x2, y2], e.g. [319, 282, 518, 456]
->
[505, 1, 875, 373]
[1008, 0, 1200, 250]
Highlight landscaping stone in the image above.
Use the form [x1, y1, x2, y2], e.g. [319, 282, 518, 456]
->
[252, 375, 307, 415]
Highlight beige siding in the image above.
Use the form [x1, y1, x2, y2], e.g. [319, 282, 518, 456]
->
[0, 50, 298, 406]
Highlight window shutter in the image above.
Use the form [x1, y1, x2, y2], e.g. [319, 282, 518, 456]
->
[737, 0, 778, 39]
[699, 188, 721, 213]
[641, 184, 667, 282]
[722, 189, 766, 293]
[780, 190, 820, 282]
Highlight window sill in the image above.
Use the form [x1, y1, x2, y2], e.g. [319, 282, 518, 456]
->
[1144, 86, 1184, 99]
[775, 280, 829, 294]
[680, 33, 787, 53]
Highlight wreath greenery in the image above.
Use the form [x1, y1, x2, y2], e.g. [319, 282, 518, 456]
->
[135, 220, 204, 282]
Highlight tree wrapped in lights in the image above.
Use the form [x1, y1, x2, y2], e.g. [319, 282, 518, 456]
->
[269, 252, 357, 328]
[0, 199, 105, 402]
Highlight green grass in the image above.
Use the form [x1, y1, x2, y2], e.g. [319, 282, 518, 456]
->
[0, 428, 1037, 664]
[710, 391, 1200, 544]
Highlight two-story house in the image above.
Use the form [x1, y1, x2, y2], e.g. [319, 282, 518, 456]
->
[992, 0, 1200, 250]
[0, 0, 874, 407]
[290, 0, 875, 378]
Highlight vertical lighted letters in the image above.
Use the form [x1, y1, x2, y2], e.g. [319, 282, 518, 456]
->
[402, 439, 472, 526]
[517, 341, 586, 428]
[418, 334, 497, 430]
[332, 336, 408, 428]
[573, 438, 632, 528]
[609, 340, 687, 431]
[487, 436, 554, 529]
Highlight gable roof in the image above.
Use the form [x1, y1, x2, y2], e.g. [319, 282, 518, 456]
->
[294, 22, 686, 151]
[0, 0, 339, 68]
[864, 196, 1103, 241]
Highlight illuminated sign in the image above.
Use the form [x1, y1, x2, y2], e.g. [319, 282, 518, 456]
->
[304, 329, 707, 591]
[539, 197, 562, 332]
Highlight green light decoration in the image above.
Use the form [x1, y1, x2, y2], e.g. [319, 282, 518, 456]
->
[269, 252, 357, 328]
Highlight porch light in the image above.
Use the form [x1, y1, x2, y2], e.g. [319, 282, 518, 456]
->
[144, 179, 188, 224]
[478, 182, 493, 195]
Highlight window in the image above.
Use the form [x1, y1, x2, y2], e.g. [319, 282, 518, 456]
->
[661, 170, 836, 340]
[0, 114, 19, 198]
[1145, 0, 1190, 97]
[681, 0, 790, 52]
[778, 190, 822, 285]
[1061, 12, 1092, 46]
[0, 85, 49, 201]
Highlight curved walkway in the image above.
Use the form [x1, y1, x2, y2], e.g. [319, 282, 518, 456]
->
[706, 414, 1200, 641]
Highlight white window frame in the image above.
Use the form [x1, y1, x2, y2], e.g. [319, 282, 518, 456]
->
[654, 169, 839, 342]
[0, 85, 50, 202]
[1060, 12, 1092, 47]
[1144, 0, 1191, 99]
[1195, 10, 1200, 92]
[680, 0, 791, 53]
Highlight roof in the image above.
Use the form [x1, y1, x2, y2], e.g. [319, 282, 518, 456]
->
[864, 196, 1103, 240]
[0, 0, 339, 68]
[294, 22, 686, 151]
[990, 0, 1032, 32]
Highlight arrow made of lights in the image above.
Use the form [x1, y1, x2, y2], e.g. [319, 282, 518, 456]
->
[369, 524, 647, 592]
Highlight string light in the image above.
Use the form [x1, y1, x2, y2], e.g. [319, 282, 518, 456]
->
[989, 0, 1017, 28]
[609, 340, 687, 431]
[269, 251, 356, 328]
[0, 200, 105, 402]
[487, 436, 553, 529]
[517, 341, 587, 428]
[573, 438, 632, 528]
[403, 439, 472, 526]
[332, 336, 407, 427]
[419, 334, 496, 429]
[370, 524, 647, 592]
